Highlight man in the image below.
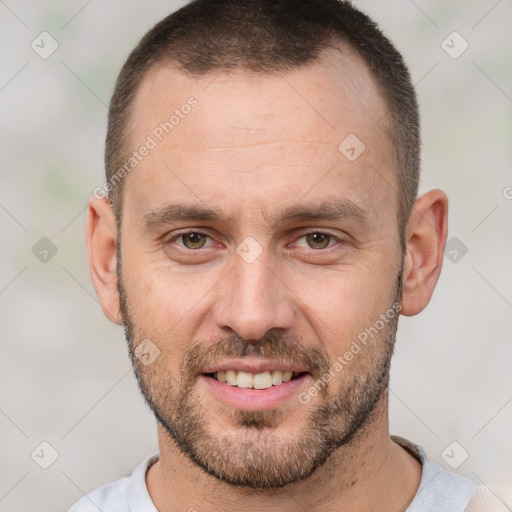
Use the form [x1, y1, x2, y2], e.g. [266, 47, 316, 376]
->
[69, 0, 488, 510]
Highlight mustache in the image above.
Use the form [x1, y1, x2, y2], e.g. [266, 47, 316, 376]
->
[180, 332, 331, 382]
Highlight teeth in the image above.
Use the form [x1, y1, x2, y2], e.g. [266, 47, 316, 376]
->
[271, 370, 283, 385]
[226, 370, 237, 386]
[253, 371, 272, 389]
[212, 369, 301, 389]
[236, 371, 253, 388]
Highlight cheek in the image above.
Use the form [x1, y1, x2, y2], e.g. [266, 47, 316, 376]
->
[121, 246, 221, 342]
[286, 260, 399, 358]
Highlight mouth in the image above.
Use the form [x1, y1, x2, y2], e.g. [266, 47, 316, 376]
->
[203, 370, 307, 390]
[199, 359, 313, 409]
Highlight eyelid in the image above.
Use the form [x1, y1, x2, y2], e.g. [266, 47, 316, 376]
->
[163, 228, 345, 251]
[166, 229, 217, 249]
[288, 229, 342, 248]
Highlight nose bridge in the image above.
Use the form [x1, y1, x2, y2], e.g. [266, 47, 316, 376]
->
[214, 248, 294, 339]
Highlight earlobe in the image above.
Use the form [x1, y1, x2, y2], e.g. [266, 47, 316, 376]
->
[400, 189, 448, 317]
[86, 196, 122, 325]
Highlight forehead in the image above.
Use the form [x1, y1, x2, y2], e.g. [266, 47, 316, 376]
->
[124, 48, 396, 225]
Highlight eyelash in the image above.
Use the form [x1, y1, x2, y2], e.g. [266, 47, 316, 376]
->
[166, 229, 342, 251]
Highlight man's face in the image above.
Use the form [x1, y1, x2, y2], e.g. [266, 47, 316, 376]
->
[118, 49, 403, 489]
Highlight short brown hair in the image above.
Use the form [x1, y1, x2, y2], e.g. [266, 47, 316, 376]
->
[106, 0, 420, 236]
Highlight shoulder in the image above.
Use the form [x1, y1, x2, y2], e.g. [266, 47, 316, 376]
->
[392, 435, 477, 511]
[465, 484, 512, 512]
[66, 454, 159, 512]
[67, 476, 131, 512]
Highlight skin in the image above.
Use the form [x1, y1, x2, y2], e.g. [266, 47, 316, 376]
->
[87, 48, 448, 511]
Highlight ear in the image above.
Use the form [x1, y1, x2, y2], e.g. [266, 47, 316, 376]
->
[401, 189, 448, 316]
[86, 196, 122, 324]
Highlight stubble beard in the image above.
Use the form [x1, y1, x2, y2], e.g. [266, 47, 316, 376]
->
[118, 262, 402, 490]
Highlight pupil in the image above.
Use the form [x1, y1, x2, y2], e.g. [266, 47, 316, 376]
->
[184, 232, 205, 248]
[307, 232, 330, 249]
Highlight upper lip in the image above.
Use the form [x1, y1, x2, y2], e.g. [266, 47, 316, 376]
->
[201, 359, 309, 375]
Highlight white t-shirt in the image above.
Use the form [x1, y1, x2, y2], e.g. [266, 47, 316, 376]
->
[68, 436, 479, 512]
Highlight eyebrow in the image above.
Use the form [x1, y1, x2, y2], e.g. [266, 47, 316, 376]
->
[143, 199, 369, 229]
[273, 200, 368, 226]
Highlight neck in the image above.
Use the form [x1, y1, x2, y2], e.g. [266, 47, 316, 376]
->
[146, 393, 421, 512]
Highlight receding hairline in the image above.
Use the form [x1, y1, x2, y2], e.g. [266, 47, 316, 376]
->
[122, 43, 395, 174]
[106, 0, 420, 241]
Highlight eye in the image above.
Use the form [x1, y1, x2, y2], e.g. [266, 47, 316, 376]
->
[295, 232, 338, 249]
[175, 232, 212, 249]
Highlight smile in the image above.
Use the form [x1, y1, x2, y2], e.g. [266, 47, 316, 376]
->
[204, 370, 305, 389]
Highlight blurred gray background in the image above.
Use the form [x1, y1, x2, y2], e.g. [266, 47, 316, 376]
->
[0, 1, 511, 511]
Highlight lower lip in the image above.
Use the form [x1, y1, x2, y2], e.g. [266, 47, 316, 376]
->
[199, 373, 311, 411]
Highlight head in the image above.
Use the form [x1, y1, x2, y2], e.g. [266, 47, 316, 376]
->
[87, 0, 448, 490]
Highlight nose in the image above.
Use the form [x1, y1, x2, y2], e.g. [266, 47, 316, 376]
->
[213, 250, 295, 341]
